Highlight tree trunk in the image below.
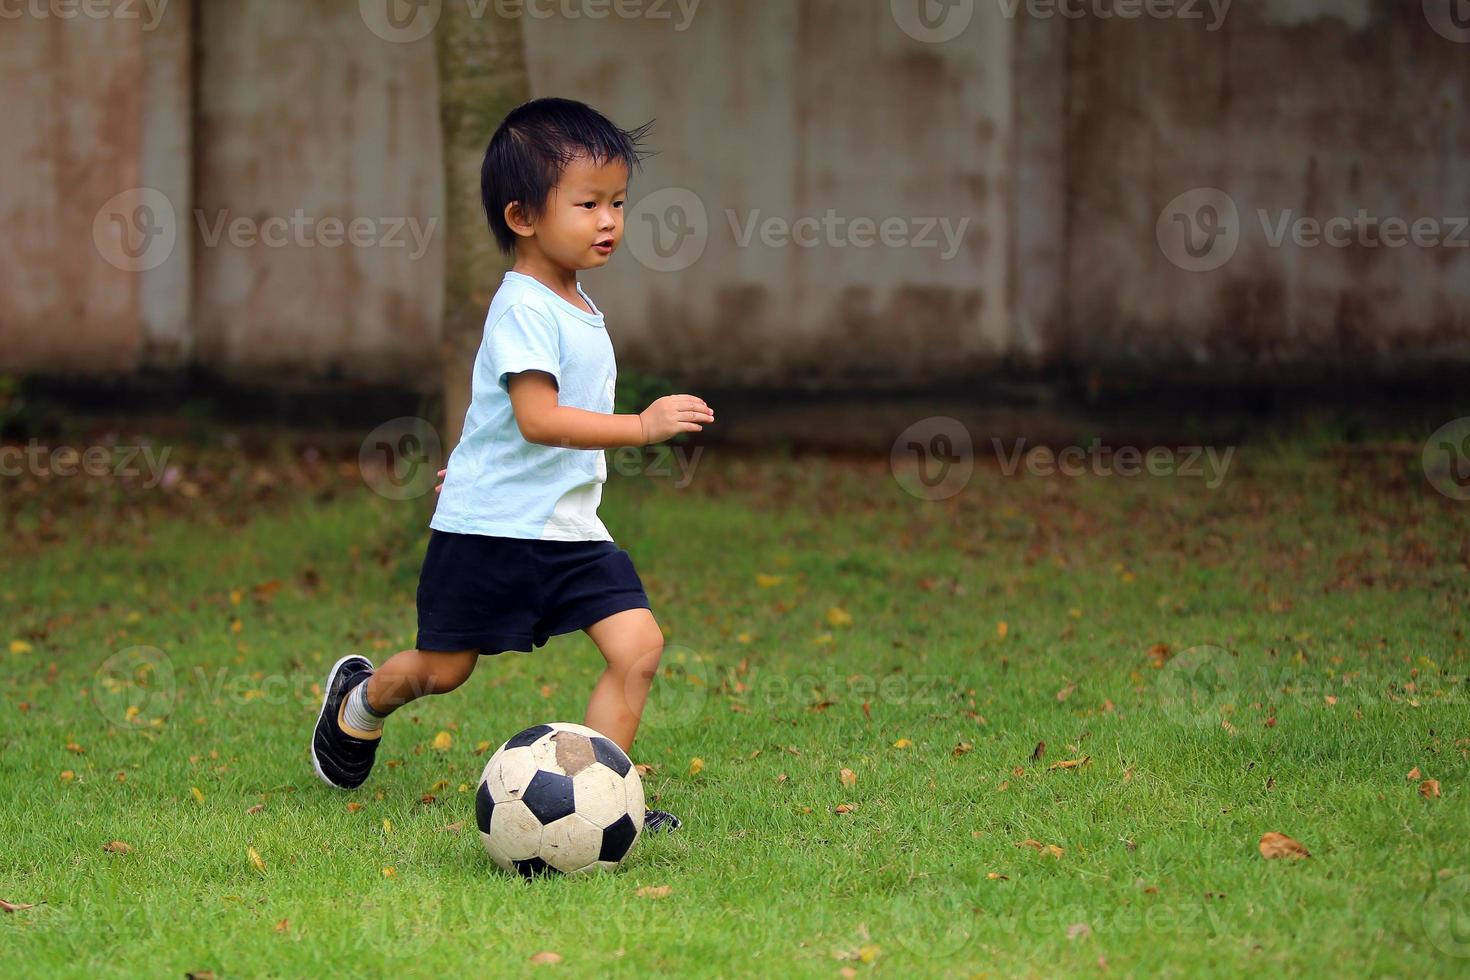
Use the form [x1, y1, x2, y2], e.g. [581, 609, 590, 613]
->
[435, 2, 529, 451]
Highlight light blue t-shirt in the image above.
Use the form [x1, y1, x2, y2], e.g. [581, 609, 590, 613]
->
[431, 270, 616, 541]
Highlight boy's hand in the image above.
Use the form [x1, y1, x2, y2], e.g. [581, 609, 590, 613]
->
[435, 468, 446, 494]
[639, 395, 714, 445]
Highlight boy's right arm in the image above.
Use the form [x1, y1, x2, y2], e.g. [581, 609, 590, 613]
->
[507, 371, 714, 450]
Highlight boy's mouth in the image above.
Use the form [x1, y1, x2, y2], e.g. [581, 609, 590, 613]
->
[592, 238, 614, 253]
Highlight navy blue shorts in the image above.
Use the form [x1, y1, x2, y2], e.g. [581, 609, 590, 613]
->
[415, 530, 651, 655]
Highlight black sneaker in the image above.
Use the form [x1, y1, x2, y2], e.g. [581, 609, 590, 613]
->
[644, 808, 682, 833]
[310, 655, 381, 790]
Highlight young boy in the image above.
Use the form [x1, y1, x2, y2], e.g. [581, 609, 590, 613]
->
[310, 97, 714, 832]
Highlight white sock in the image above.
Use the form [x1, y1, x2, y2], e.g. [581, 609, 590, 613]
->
[340, 680, 386, 734]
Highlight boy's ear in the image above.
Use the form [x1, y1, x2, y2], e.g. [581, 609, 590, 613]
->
[503, 201, 535, 239]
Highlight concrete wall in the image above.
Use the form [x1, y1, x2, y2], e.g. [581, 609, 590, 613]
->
[523, 0, 1014, 388]
[2, 0, 1468, 392]
[1058, 0, 1470, 378]
[0, 3, 191, 374]
[193, 0, 444, 387]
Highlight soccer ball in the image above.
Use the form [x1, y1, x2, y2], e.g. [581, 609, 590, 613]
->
[475, 722, 645, 877]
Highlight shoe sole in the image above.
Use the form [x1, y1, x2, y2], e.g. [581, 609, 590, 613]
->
[310, 653, 369, 790]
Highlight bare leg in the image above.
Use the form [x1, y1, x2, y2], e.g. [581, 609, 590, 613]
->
[363, 648, 478, 715]
[582, 608, 665, 753]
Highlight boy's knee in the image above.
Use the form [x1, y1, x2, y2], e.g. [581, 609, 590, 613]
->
[610, 623, 663, 677]
[423, 650, 477, 694]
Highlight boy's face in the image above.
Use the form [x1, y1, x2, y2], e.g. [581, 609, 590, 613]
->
[513, 154, 629, 271]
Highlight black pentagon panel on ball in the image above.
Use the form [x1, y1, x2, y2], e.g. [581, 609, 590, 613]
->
[590, 736, 632, 777]
[599, 812, 637, 863]
[520, 769, 576, 824]
[504, 724, 554, 750]
[474, 780, 496, 834]
[512, 856, 557, 878]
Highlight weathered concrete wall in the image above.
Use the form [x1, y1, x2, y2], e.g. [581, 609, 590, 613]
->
[522, 0, 1014, 388]
[193, 0, 445, 387]
[1060, 0, 1470, 377]
[0, 3, 192, 374]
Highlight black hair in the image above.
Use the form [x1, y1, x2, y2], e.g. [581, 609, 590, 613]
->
[481, 97, 655, 256]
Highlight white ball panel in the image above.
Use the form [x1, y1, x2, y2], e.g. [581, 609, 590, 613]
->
[571, 762, 627, 828]
[489, 798, 543, 861]
[540, 813, 603, 874]
[624, 768, 646, 821]
[488, 745, 540, 803]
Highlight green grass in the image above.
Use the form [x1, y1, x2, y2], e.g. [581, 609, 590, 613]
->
[1, 431, 1468, 977]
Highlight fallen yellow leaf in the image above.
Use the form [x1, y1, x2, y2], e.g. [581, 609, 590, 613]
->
[529, 951, 562, 965]
[383, 818, 394, 835]
[431, 731, 452, 751]
[857, 944, 880, 963]
[892, 738, 913, 749]
[59, 770, 75, 782]
[1258, 831, 1310, 860]
[755, 573, 783, 588]
[997, 621, 1009, 639]
[102, 841, 132, 854]
[1016, 839, 1064, 858]
[382, 866, 396, 877]
[248, 846, 266, 872]
[191, 786, 206, 804]
[839, 767, 857, 787]
[637, 884, 673, 899]
[688, 757, 705, 776]
[346, 802, 364, 813]
[475, 740, 492, 754]
[987, 872, 1008, 880]
[826, 607, 853, 628]
[9, 640, 33, 655]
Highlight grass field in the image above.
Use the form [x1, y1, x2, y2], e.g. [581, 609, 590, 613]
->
[2, 425, 1467, 977]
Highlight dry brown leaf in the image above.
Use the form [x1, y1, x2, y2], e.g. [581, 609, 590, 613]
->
[1, 899, 37, 913]
[245, 804, 265, 815]
[1016, 839, 1064, 857]
[1031, 741, 1046, 762]
[1056, 684, 1077, 703]
[274, 918, 289, 934]
[1407, 767, 1422, 781]
[435, 821, 465, 833]
[1258, 831, 1310, 860]
[835, 803, 857, 814]
[346, 802, 364, 813]
[102, 841, 132, 854]
[66, 742, 84, 754]
[475, 740, 492, 754]
[986, 872, 1008, 880]
[59, 770, 75, 782]
[637, 884, 673, 899]
[1420, 779, 1442, 799]
[776, 772, 788, 784]
[839, 768, 857, 787]
[1049, 756, 1091, 771]
[997, 620, 1009, 639]
[634, 763, 659, 777]
[1147, 643, 1172, 668]
[529, 951, 562, 965]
